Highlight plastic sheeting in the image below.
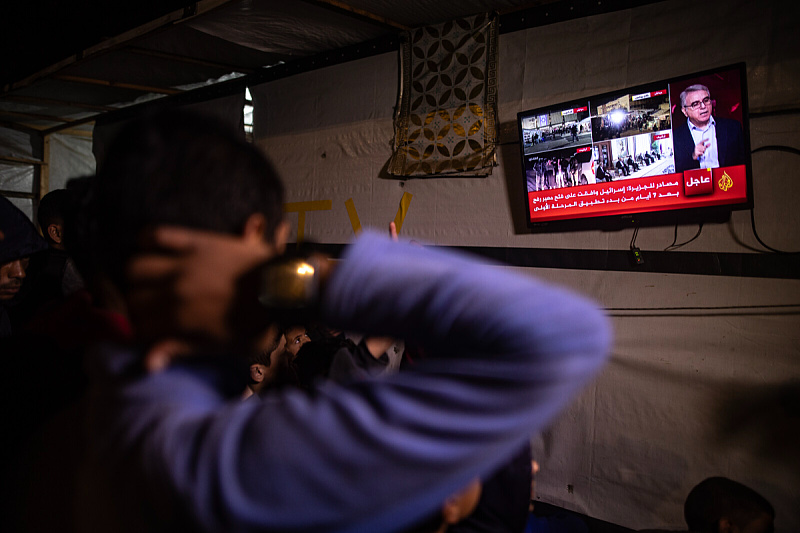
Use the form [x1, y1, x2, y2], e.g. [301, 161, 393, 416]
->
[0, 126, 34, 159]
[49, 133, 96, 191]
[0, 125, 35, 195]
[251, 0, 800, 530]
[186, 1, 386, 56]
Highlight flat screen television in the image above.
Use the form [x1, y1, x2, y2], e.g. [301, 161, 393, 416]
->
[517, 63, 752, 231]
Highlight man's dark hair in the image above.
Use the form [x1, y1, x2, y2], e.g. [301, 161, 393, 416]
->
[0, 196, 48, 265]
[684, 477, 774, 533]
[680, 84, 711, 108]
[248, 327, 285, 367]
[86, 110, 284, 286]
[37, 189, 71, 231]
[37, 189, 78, 247]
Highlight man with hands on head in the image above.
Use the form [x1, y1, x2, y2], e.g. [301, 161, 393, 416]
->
[70, 110, 611, 533]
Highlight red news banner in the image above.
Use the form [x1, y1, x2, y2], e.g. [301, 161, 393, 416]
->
[528, 165, 747, 222]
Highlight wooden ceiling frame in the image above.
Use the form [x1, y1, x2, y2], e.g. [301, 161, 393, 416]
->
[303, 0, 410, 31]
[0, 120, 47, 134]
[51, 74, 185, 96]
[0, 191, 37, 200]
[11, 0, 671, 140]
[0, 109, 71, 124]
[126, 46, 256, 75]
[1, 0, 237, 95]
[0, 0, 244, 140]
[1, 94, 118, 112]
[0, 155, 44, 166]
[55, 128, 94, 138]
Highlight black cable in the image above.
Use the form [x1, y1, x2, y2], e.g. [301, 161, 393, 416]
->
[749, 108, 800, 119]
[665, 224, 678, 250]
[750, 145, 800, 156]
[749, 208, 795, 254]
[664, 223, 703, 251]
[629, 224, 639, 250]
[749, 145, 800, 254]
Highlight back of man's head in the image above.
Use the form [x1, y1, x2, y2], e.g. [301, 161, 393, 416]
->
[37, 189, 76, 249]
[87, 110, 284, 286]
[1, 196, 48, 266]
[684, 477, 774, 533]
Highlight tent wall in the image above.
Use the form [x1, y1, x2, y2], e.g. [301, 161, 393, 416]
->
[0, 126, 38, 218]
[0, 127, 95, 221]
[48, 132, 96, 191]
[251, 0, 800, 530]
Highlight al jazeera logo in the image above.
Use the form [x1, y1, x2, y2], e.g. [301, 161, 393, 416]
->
[718, 171, 734, 192]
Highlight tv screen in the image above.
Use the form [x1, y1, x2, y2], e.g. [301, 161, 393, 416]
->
[517, 63, 752, 231]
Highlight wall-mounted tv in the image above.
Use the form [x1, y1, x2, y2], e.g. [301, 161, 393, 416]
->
[517, 63, 752, 231]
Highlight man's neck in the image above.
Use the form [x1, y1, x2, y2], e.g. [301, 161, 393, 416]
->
[689, 117, 711, 129]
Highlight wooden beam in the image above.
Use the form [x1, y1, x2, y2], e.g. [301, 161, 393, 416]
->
[40, 135, 50, 198]
[56, 128, 94, 138]
[126, 46, 255, 74]
[43, 116, 99, 135]
[52, 75, 183, 95]
[0, 155, 44, 166]
[2, 0, 237, 94]
[303, 0, 409, 30]
[0, 191, 36, 200]
[0, 120, 47, 134]
[2, 94, 117, 112]
[0, 109, 71, 123]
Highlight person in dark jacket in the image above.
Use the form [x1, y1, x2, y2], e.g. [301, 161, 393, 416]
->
[0, 196, 49, 337]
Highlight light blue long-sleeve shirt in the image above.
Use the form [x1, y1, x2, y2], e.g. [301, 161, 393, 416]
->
[78, 231, 611, 533]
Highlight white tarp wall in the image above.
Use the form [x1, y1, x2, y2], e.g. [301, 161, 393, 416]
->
[252, 0, 800, 530]
[0, 128, 95, 221]
[0, 127, 38, 219]
[49, 132, 96, 191]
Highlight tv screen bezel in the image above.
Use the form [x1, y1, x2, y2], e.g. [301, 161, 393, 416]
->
[516, 62, 753, 232]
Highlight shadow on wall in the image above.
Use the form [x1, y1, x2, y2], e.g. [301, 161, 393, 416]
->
[497, 120, 530, 235]
[715, 380, 800, 480]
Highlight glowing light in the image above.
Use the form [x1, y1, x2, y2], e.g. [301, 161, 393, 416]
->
[609, 110, 626, 125]
[297, 263, 315, 276]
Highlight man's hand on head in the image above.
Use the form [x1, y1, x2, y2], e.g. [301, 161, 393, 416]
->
[126, 226, 276, 366]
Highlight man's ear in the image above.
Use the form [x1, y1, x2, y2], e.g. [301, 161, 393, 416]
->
[681, 106, 689, 119]
[441, 496, 462, 526]
[273, 220, 289, 255]
[249, 364, 265, 383]
[241, 214, 289, 255]
[47, 223, 63, 244]
[242, 213, 267, 244]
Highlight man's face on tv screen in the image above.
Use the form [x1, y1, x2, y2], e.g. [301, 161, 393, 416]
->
[682, 89, 712, 127]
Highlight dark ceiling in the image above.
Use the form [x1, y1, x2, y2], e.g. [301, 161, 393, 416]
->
[0, 0, 661, 137]
[2, 1, 201, 87]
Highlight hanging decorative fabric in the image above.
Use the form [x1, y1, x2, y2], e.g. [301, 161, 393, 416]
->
[388, 13, 498, 177]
